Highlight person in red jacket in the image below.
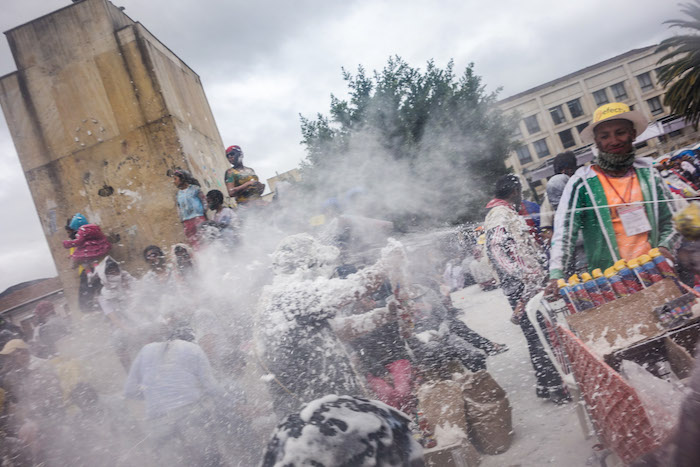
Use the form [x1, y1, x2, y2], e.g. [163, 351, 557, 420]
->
[62, 223, 111, 265]
[63, 213, 111, 312]
[62, 216, 113, 310]
[62, 214, 112, 312]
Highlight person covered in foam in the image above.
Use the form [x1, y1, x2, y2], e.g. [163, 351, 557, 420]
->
[256, 233, 407, 419]
[261, 395, 424, 467]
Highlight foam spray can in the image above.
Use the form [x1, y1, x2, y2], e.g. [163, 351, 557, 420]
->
[614, 260, 642, 293]
[638, 254, 663, 284]
[581, 272, 605, 307]
[649, 248, 676, 280]
[592, 268, 615, 303]
[605, 267, 630, 299]
[569, 274, 594, 311]
[629, 258, 652, 288]
[415, 411, 437, 449]
[558, 279, 577, 314]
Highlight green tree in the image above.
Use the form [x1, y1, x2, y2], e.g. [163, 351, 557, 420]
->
[300, 57, 516, 227]
[657, 1, 700, 126]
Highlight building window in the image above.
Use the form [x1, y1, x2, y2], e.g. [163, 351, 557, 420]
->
[524, 115, 540, 135]
[559, 129, 576, 149]
[637, 72, 654, 92]
[576, 122, 589, 134]
[669, 129, 683, 138]
[515, 145, 532, 164]
[647, 96, 664, 115]
[567, 98, 584, 118]
[654, 67, 665, 81]
[550, 105, 566, 125]
[533, 138, 550, 158]
[611, 82, 628, 101]
[531, 179, 542, 188]
[593, 89, 609, 106]
[512, 124, 523, 140]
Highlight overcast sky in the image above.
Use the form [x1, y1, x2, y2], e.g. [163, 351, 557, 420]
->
[0, 0, 683, 292]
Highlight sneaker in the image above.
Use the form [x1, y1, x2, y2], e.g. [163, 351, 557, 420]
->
[549, 386, 572, 405]
[487, 344, 509, 356]
[535, 386, 549, 399]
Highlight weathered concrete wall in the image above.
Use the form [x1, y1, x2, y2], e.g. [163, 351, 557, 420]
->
[0, 0, 229, 312]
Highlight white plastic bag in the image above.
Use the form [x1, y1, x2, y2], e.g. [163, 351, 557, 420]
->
[620, 359, 685, 437]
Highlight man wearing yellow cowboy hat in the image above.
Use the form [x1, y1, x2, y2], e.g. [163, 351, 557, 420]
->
[547, 102, 678, 288]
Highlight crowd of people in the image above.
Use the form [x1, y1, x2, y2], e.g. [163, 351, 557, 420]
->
[0, 140, 516, 465]
[1, 101, 699, 466]
[438, 102, 700, 408]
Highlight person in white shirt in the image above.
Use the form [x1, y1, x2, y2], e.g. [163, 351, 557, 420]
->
[681, 157, 698, 175]
[124, 324, 231, 465]
[442, 259, 465, 292]
[206, 189, 240, 247]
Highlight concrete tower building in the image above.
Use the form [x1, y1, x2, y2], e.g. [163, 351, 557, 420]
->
[0, 0, 229, 311]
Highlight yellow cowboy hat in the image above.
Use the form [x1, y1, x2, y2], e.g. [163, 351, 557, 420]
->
[580, 102, 648, 144]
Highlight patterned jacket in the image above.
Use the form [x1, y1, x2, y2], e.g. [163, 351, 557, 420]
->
[484, 199, 548, 297]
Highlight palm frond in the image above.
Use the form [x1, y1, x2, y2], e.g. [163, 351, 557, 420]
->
[655, 1, 700, 125]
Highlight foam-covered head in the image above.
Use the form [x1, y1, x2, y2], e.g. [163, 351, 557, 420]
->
[271, 233, 339, 275]
[262, 395, 424, 467]
[494, 174, 521, 200]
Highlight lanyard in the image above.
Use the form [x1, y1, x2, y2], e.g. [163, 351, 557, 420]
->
[599, 168, 634, 206]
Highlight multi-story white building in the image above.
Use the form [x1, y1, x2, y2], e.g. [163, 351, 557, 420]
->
[498, 45, 700, 196]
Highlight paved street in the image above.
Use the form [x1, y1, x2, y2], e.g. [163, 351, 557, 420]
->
[452, 285, 597, 467]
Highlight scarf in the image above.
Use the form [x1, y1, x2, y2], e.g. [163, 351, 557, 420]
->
[596, 150, 636, 173]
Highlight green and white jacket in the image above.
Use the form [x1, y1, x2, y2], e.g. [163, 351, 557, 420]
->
[549, 158, 679, 280]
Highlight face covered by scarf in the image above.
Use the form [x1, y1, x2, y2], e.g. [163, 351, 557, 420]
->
[596, 150, 636, 173]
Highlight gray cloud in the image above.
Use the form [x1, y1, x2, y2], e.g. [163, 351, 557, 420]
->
[116, 0, 361, 80]
[0, 113, 57, 292]
[0, 0, 688, 290]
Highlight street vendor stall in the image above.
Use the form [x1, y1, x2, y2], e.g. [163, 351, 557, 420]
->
[529, 268, 698, 466]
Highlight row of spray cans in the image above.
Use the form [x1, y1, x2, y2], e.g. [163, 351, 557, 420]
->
[557, 248, 677, 314]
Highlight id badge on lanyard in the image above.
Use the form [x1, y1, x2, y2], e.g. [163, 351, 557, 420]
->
[617, 205, 651, 236]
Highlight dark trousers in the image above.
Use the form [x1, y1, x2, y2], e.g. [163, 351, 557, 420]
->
[505, 281, 563, 390]
[519, 311, 563, 390]
[447, 314, 497, 354]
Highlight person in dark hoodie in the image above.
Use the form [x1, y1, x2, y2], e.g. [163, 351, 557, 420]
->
[539, 151, 577, 242]
[483, 174, 568, 404]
